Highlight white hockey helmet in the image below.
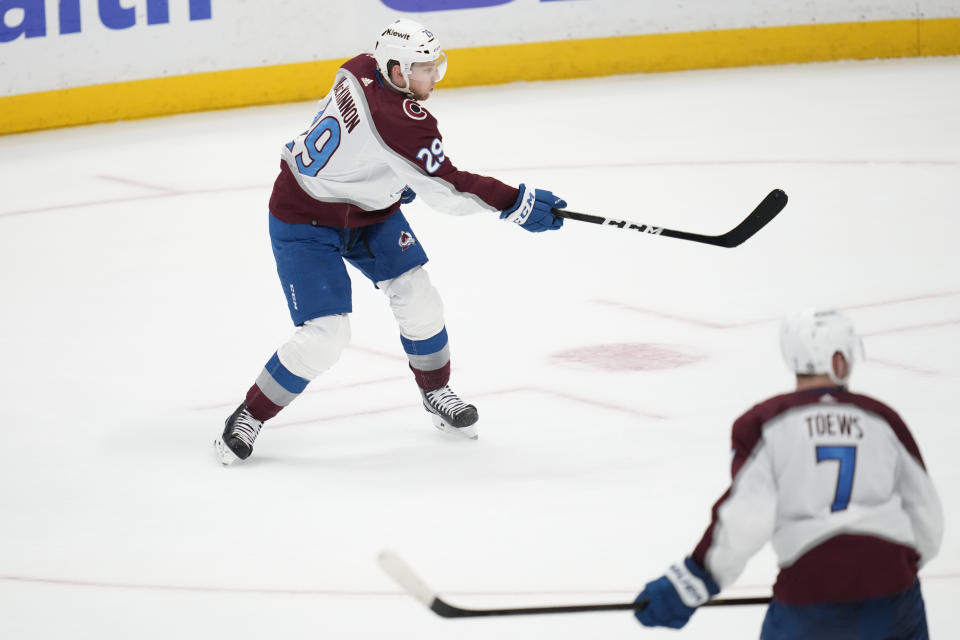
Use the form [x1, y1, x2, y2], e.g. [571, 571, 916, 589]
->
[373, 19, 447, 96]
[779, 309, 864, 385]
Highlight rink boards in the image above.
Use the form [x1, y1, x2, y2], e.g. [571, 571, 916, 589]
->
[2, 0, 959, 134]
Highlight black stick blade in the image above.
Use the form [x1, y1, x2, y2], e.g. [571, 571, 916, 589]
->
[713, 188, 788, 248]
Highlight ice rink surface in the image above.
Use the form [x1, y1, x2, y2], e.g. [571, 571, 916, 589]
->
[1, 55, 958, 639]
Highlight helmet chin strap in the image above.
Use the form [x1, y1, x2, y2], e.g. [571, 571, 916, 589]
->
[384, 68, 415, 98]
[398, 76, 415, 98]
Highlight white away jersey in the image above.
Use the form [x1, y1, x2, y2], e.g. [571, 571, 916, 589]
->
[268, 54, 519, 228]
[691, 387, 943, 605]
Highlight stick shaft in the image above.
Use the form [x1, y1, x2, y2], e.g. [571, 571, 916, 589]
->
[379, 549, 771, 620]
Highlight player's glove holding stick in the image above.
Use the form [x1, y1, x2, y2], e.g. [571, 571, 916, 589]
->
[500, 183, 565, 233]
[634, 557, 720, 629]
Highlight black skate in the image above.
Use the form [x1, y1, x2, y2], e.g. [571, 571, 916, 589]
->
[421, 385, 479, 439]
[214, 402, 263, 465]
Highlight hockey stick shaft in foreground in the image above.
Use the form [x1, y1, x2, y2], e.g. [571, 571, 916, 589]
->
[553, 188, 788, 248]
[378, 550, 771, 618]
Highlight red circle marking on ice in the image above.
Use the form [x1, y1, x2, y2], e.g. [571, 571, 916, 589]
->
[551, 343, 704, 371]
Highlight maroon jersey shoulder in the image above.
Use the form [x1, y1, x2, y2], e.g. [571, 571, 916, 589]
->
[735, 388, 829, 428]
[729, 390, 823, 475]
[340, 54, 518, 211]
[731, 388, 925, 472]
[836, 390, 924, 468]
[341, 55, 443, 161]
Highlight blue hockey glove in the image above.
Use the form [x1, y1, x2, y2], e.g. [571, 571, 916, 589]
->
[499, 184, 566, 233]
[400, 186, 417, 204]
[634, 557, 720, 629]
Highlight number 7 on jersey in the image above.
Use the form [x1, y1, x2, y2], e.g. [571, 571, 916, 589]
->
[816, 445, 857, 512]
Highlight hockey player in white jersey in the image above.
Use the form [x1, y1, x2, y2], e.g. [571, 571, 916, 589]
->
[214, 19, 567, 464]
[634, 310, 943, 639]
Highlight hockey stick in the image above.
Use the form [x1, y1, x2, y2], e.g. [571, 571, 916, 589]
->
[379, 550, 771, 618]
[553, 188, 788, 248]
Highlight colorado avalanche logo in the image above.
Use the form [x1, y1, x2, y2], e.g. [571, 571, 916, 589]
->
[398, 230, 417, 251]
[402, 99, 427, 121]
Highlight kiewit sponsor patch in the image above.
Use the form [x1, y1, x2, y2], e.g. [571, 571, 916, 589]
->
[382, 28, 410, 40]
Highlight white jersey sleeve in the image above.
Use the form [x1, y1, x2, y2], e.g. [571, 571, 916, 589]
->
[697, 439, 777, 588]
[895, 431, 944, 567]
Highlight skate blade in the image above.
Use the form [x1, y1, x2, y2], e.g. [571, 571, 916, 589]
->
[213, 437, 242, 465]
[431, 414, 478, 440]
